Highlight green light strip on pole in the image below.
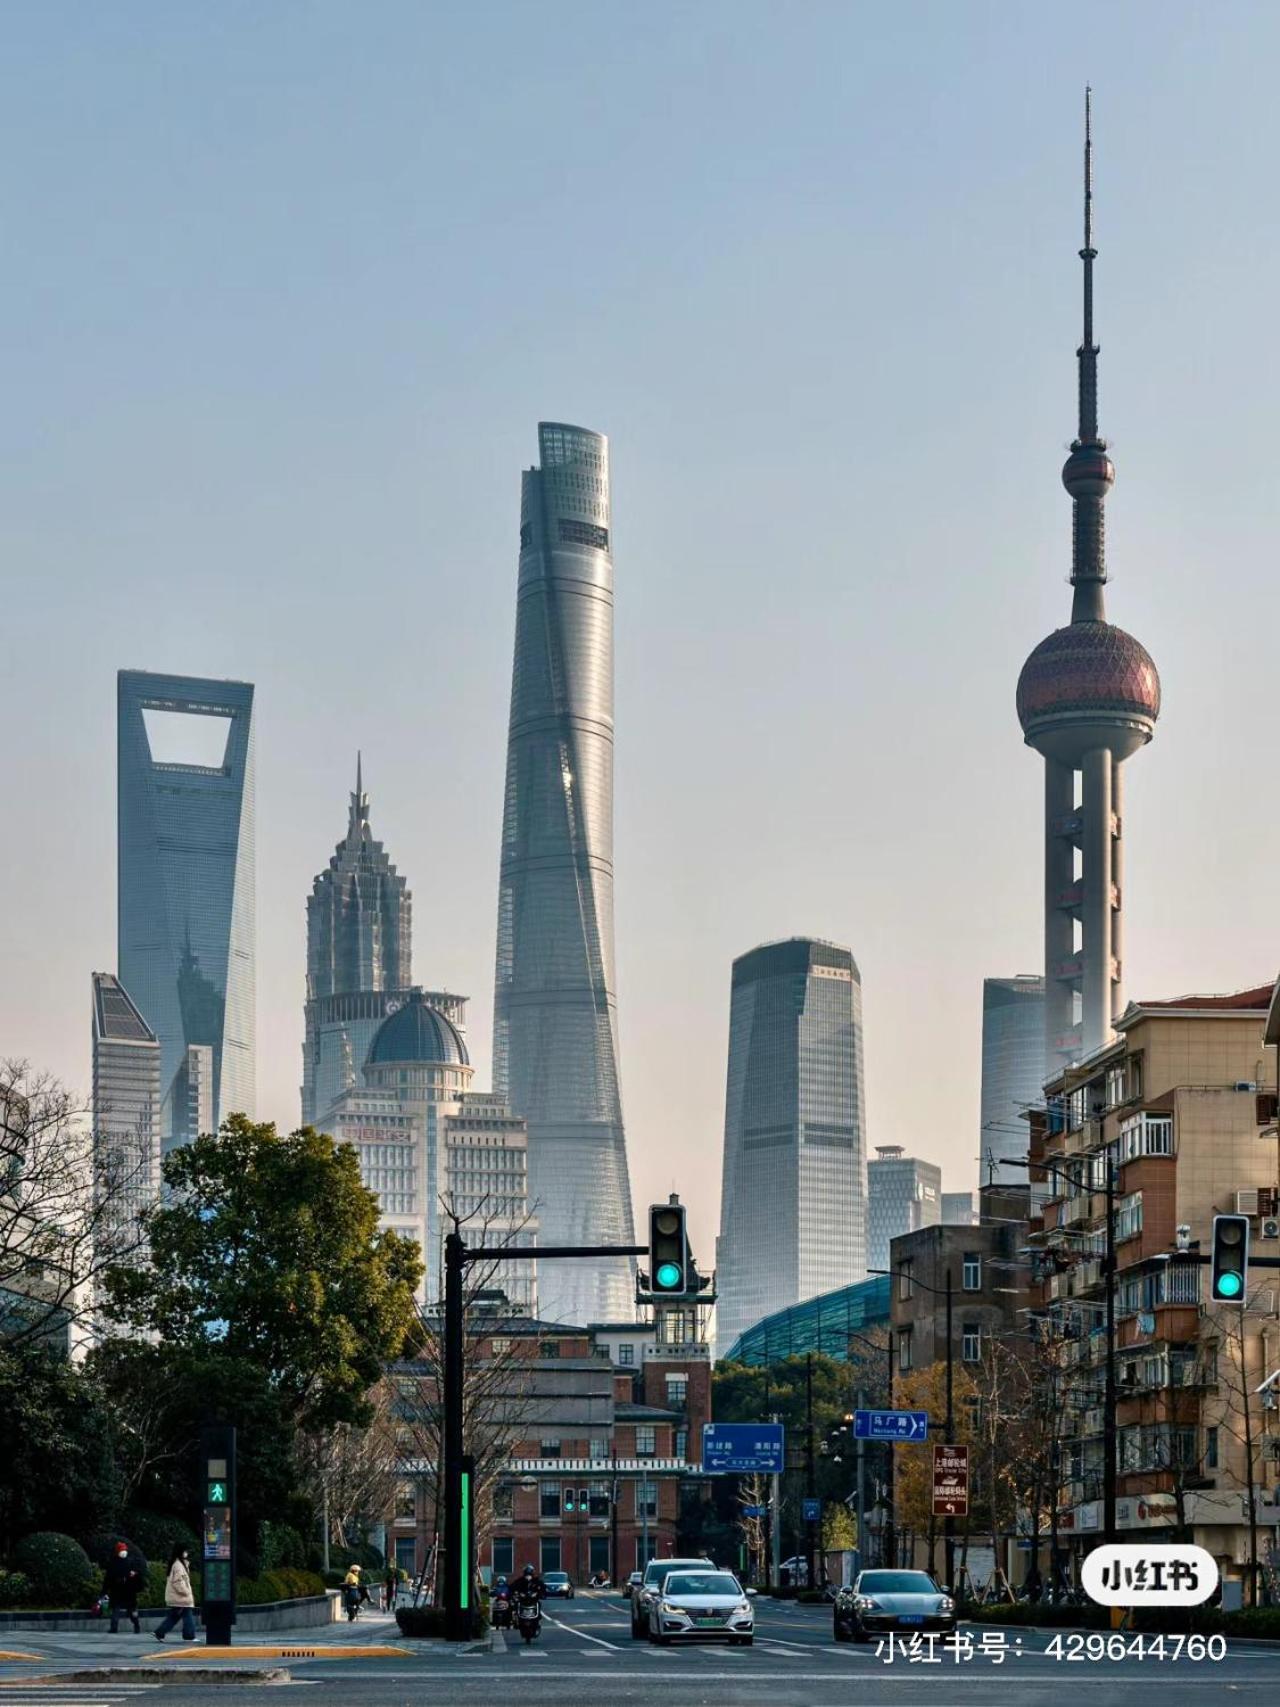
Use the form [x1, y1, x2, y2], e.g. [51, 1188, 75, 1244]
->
[460, 1471, 471, 1611]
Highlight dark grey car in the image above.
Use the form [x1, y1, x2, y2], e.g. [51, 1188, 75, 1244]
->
[833, 1569, 956, 1642]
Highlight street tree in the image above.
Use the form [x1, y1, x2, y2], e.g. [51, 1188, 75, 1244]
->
[104, 1116, 423, 1430]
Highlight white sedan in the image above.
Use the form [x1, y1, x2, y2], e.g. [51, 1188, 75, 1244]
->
[648, 1569, 754, 1646]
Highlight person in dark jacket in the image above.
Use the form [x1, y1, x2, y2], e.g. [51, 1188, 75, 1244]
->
[105, 1542, 144, 1634]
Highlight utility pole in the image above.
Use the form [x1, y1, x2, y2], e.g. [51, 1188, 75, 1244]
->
[885, 1328, 896, 1567]
[1240, 1297, 1259, 1607]
[805, 1352, 817, 1589]
[610, 1447, 620, 1587]
[1103, 1157, 1117, 1547]
[769, 1411, 782, 1586]
[761, 1367, 773, 1583]
[442, 1229, 466, 1640]
[855, 1385, 866, 1571]
[944, 1266, 955, 1592]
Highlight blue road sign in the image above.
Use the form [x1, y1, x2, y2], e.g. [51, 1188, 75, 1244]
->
[853, 1409, 929, 1443]
[802, 1498, 821, 1522]
[742, 1504, 766, 1518]
[702, 1423, 785, 1474]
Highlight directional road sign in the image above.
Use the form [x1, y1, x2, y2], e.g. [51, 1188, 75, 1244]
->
[702, 1422, 785, 1474]
[742, 1504, 767, 1518]
[932, 1443, 970, 1517]
[853, 1408, 929, 1443]
[802, 1497, 822, 1522]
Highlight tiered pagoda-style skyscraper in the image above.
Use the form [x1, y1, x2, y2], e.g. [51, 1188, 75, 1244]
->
[1016, 95, 1161, 1073]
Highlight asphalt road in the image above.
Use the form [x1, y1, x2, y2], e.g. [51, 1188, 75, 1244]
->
[1, 1593, 1277, 1706]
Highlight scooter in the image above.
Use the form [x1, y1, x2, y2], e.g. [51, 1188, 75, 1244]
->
[491, 1590, 512, 1629]
[516, 1597, 541, 1644]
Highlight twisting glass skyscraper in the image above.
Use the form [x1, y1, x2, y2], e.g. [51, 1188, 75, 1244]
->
[493, 422, 635, 1324]
[118, 670, 255, 1138]
[715, 939, 867, 1354]
[302, 758, 416, 1126]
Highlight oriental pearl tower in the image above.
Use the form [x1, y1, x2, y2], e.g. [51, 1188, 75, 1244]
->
[1017, 92, 1160, 1072]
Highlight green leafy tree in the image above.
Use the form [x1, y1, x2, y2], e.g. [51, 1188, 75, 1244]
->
[105, 1117, 423, 1430]
[0, 1342, 120, 1552]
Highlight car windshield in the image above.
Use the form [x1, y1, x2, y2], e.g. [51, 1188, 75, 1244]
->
[663, 1573, 740, 1597]
[545, 1574, 569, 1584]
[858, 1572, 938, 1594]
[645, 1559, 705, 1584]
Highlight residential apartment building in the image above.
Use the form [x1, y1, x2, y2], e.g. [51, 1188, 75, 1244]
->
[1034, 985, 1280, 1589]
[889, 1184, 1032, 1378]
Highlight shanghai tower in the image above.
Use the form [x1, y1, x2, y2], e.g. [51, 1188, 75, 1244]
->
[493, 422, 635, 1325]
[1017, 95, 1160, 1072]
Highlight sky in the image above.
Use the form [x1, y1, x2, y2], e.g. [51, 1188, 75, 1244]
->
[4, 2, 1280, 1267]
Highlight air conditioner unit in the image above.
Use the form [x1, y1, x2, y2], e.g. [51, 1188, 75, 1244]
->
[1262, 1219, 1280, 1242]
[1236, 1189, 1261, 1216]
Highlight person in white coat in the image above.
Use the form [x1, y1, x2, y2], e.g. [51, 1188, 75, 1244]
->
[154, 1545, 197, 1641]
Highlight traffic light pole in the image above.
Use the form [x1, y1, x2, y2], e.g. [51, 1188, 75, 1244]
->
[944, 1267, 955, 1592]
[804, 1352, 817, 1590]
[442, 1234, 646, 1641]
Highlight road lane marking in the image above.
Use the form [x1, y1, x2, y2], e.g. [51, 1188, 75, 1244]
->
[542, 1615, 621, 1652]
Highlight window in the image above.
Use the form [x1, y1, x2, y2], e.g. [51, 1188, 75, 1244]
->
[962, 1253, 981, 1291]
[962, 1325, 981, 1363]
[675, 1427, 688, 1461]
[541, 1439, 561, 1458]
[588, 1482, 610, 1518]
[490, 1337, 512, 1355]
[1114, 1192, 1143, 1242]
[558, 517, 609, 550]
[589, 1437, 607, 1461]
[638, 1533, 658, 1566]
[589, 1536, 610, 1575]
[618, 1344, 635, 1366]
[541, 1341, 560, 1359]
[396, 1482, 416, 1520]
[1205, 1426, 1219, 1470]
[665, 1375, 688, 1407]
[898, 1262, 914, 1302]
[540, 1537, 561, 1574]
[492, 1537, 513, 1578]
[635, 1426, 656, 1457]
[637, 1479, 657, 1519]
[492, 1483, 512, 1521]
[898, 1327, 913, 1372]
[540, 1483, 561, 1520]
[395, 1538, 417, 1575]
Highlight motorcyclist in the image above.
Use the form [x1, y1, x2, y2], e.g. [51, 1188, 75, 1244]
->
[513, 1563, 545, 1602]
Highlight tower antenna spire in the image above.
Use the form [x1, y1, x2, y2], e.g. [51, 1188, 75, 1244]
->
[1078, 85, 1098, 444]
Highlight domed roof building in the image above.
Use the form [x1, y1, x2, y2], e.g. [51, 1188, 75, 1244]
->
[363, 989, 473, 1102]
[1017, 94, 1160, 1069]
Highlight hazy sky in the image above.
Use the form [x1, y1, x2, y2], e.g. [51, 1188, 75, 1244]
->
[4, 2, 1280, 1266]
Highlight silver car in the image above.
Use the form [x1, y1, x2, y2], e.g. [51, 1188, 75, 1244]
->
[648, 1569, 754, 1646]
[833, 1569, 956, 1642]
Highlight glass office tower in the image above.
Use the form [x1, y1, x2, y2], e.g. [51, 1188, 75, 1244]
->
[715, 939, 867, 1354]
[91, 971, 162, 1230]
[866, 1145, 941, 1275]
[117, 670, 255, 1136]
[979, 974, 1047, 1191]
[492, 423, 635, 1325]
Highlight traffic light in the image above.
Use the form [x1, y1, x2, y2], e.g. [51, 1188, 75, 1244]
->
[648, 1199, 688, 1295]
[1210, 1213, 1250, 1302]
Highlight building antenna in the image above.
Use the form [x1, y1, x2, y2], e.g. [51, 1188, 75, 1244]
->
[1078, 85, 1098, 446]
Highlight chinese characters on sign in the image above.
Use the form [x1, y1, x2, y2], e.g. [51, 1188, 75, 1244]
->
[1081, 1544, 1218, 1607]
[932, 1443, 969, 1517]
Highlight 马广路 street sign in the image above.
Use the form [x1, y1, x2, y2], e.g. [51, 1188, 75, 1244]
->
[932, 1443, 969, 1517]
[853, 1408, 929, 1443]
[702, 1422, 785, 1474]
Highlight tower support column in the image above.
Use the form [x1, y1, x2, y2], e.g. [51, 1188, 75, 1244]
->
[1044, 759, 1076, 1070]
[1080, 747, 1114, 1055]
[1110, 758, 1124, 1025]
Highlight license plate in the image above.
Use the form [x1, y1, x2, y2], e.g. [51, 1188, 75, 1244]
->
[695, 1617, 721, 1627]
[897, 1615, 923, 1625]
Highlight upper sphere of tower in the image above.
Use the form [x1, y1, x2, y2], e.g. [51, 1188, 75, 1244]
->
[1017, 620, 1160, 761]
[1062, 442, 1115, 501]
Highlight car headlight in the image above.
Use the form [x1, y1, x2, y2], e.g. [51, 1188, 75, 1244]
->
[938, 1597, 955, 1612]
[854, 1596, 881, 1610]
[736, 1602, 751, 1615]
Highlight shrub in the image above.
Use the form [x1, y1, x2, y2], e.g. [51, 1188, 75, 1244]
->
[11, 1532, 97, 1606]
[260, 1522, 308, 1573]
[395, 1604, 486, 1638]
[234, 1568, 327, 1606]
[0, 1568, 31, 1607]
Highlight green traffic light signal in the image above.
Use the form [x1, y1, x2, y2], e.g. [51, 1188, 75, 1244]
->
[656, 1261, 682, 1289]
[1211, 1213, 1249, 1303]
[1216, 1271, 1243, 1299]
[648, 1201, 688, 1296]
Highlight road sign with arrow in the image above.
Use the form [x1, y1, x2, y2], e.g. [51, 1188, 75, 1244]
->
[932, 1443, 969, 1517]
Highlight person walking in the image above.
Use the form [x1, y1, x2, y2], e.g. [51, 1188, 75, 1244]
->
[105, 1542, 143, 1634]
[154, 1544, 197, 1641]
[383, 1566, 398, 1612]
[342, 1564, 363, 1621]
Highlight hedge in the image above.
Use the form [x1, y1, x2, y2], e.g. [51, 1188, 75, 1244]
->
[967, 1601, 1280, 1638]
[0, 1569, 32, 1608]
[10, 1533, 97, 1606]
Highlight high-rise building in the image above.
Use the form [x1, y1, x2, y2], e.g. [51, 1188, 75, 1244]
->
[91, 972, 161, 1242]
[117, 670, 255, 1135]
[492, 422, 635, 1325]
[1016, 97, 1160, 1075]
[442, 1092, 538, 1315]
[302, 760, 419, 1126]
[714, 938, 867, 1354]
[866, 1145, 941, 1276]
[979, 975, 1046, 1186]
